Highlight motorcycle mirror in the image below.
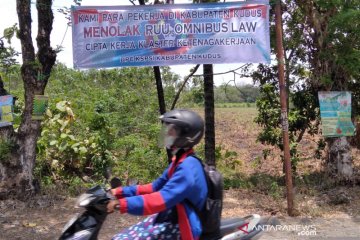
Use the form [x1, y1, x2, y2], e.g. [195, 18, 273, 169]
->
[126, 178, 139, 186]
[110, 177, 122, 188]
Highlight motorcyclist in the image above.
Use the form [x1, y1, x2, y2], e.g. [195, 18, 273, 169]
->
[107, 109, 207, 240]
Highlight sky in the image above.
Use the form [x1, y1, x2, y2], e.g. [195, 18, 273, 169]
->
[0, 0, 253, 86]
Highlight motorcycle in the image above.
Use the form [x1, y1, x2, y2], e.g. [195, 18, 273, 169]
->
[59, 176, 265, 240]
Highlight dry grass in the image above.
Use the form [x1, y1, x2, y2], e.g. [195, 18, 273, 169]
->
[214, 107, 360, 218]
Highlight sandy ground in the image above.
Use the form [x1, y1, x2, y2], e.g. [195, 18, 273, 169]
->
[1, 188, 359, 240]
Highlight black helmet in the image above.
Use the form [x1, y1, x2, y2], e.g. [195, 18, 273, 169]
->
[159, 109, 204, 149]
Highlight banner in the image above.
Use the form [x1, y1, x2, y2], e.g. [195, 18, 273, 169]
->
[318, 91, 355, 137]
[32, 95, 49, 120]
[0, 95, 14, 127]
[72, 1, 270, 68]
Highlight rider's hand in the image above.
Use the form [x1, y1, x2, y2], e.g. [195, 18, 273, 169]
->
[111, 187, 122, 199]
[107, 200, 120, 213]
[110, 188, 118, 196]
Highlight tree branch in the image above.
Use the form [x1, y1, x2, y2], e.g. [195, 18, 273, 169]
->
[16, 0, 36, 85]
[224, 78, 234, 102]
[36, 0, 56, 89]
[171, 64, 200, 110]
[193, 63, 251, 77]
[296, 128, 306, 143]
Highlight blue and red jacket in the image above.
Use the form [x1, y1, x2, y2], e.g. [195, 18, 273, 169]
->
[113, 149, 208, 240]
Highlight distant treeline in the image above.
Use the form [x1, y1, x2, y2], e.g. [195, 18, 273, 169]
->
[214, 84, 259, 103]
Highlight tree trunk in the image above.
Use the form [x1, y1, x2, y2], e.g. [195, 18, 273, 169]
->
[0, 0, 56, 199]
[0, 125, 41, 199]
[0, 77, 34, 199]
[153, 67, 166, 115]
[14, 82, 44, 196]
[0, 123, 23, 199]
[326, 137, 354, 181]
[203, 64, 216, 166]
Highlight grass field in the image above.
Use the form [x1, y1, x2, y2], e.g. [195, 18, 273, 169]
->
[213, 107, 360, 217]
[214, 102, 256, 108]
[214, 107, 282, 176]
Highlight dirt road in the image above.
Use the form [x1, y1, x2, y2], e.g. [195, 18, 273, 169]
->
[1, 190, 359, 240]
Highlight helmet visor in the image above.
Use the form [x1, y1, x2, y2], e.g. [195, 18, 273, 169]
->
[158, 123, 179, 149]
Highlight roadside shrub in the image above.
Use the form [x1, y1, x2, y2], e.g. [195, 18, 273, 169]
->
[36, 101, 116, 184]
[112, 133, 167, 184]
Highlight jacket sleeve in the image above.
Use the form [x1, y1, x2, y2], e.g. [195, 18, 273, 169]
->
[118, 163, 194, 215]
[113, 166, 170, 199]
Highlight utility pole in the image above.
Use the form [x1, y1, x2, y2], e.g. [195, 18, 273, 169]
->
[275, 0, 294, 216]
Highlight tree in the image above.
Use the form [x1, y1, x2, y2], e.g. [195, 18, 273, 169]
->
[251, 1, 315, 175]
[0, 0, 56, 199]
[254, 0, 360, 180]
[294, 0, 360, 180]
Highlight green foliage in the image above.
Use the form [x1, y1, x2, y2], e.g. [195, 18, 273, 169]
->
[221, 170, 284, 200]
[1, 24, 19, 69]
[223, 172, 253, 189]
[254, 76, 320, 173]
[326, 2, 360, 81]
[161, 66, 181, 109]
[251, 156, 262, 169]
[0, 138, 15, 163]
[36, 100, 115, 182]
[269, 181, 282, 200]
[3, 24, 19, 44]
[255, 83, 281, 147]
[202, 144, 248, 189]
[215, 102, 256, 108]
[113, 133, 167, 184]
[34, 65, 170, 187]
[250, 0, 360, 174]
[248, 173, 283, 197]
[293, 1, 360, 102]
[173, 75, 204, 107]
